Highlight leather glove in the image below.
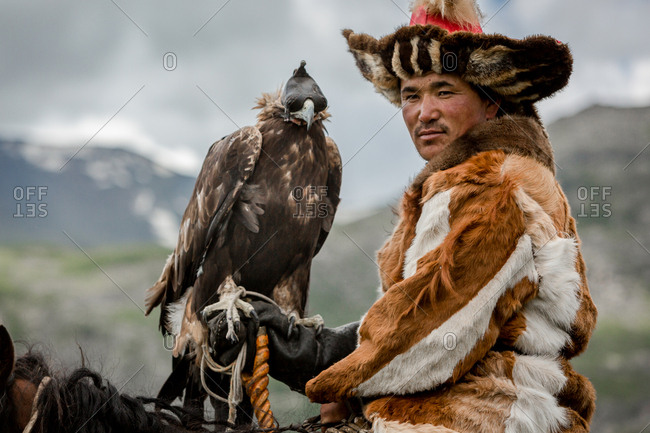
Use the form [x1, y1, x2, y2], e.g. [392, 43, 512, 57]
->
[204, 298, 293, 370]
[247, 300, 359, 394]
[206, 310, 258, 371]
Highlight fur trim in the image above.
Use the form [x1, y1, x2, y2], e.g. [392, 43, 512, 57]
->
[410, 0, 483, 27]
[412, 115, 554, 191]
[342, 25, 572, 109]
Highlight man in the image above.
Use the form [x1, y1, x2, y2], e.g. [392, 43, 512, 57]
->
[236, 1, 598, 431]
[399, 72, 500, 161]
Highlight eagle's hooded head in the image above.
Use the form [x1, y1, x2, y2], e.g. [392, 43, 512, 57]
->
[255, 61, 330, 129]
[281, 61, 327, 131]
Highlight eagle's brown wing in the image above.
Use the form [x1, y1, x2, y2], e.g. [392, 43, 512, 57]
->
[145, 126, 263, 331]
[313, 136, 342, 256]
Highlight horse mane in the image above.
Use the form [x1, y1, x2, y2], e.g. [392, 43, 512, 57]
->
[5, 347, 309, 433]
[10, 348, 216, 433]
[14, 350, 51, 388]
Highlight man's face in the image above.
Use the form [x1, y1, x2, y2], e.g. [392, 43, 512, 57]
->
[401, 72, 499, 161]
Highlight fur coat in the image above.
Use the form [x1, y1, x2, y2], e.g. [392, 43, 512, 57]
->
[305, 116, 598, 433]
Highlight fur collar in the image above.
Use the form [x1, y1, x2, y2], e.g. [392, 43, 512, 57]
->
[411, 116, 555, 191]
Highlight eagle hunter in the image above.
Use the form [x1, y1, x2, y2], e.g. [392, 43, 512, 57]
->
[145, 61, 341, 422]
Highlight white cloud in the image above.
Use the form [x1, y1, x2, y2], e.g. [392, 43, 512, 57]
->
[1, 0, 649, 210]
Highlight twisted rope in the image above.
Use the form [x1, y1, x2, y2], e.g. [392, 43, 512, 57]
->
[242, 326, 274, 429]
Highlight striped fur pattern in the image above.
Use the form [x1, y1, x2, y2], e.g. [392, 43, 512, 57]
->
[342, 25, 572, 111]
[305, 116, 596, 432]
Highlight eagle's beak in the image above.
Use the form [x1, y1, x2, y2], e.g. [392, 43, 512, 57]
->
[292, 98, 316, 131]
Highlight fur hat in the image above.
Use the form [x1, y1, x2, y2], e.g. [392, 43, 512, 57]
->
[343, 0, 572, 115]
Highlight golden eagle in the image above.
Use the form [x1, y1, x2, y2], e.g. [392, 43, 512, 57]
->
[144, 61, 341, 422]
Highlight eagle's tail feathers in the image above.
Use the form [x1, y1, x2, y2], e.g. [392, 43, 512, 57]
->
[144, 252, 175, 315]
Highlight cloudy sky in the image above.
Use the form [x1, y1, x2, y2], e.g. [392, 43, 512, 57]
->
[2, 0, 649, 215]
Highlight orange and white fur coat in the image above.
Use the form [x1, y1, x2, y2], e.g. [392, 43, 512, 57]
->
[305, 115, 597, 433]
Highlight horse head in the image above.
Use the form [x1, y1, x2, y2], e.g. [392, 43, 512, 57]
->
[1, 325, 41, 433]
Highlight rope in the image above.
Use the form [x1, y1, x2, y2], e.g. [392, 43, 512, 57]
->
[242, 326, 274, 429]
[23, 376, 51, 433]
[200, 341, 247, 426]
[199, 279, 282, 429]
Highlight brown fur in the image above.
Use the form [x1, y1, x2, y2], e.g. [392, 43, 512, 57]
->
[365, 351, 517, 432]
[306, 151, 531, 403]
[343, 24, 572, 111]
[413, 115, 554, 190]
[558, 359, 596, 424]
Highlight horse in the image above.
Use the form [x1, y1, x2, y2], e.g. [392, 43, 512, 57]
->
[0, 325, 225, 433]
[0, 325, 332, 433]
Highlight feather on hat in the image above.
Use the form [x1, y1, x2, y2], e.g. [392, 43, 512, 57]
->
[343, 0, 572, 114]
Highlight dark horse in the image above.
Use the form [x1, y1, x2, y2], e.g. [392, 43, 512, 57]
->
[0, 325, 326, 433]
[0, 325, 220, 433]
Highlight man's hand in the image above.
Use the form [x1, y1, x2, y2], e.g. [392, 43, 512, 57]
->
[320, 402, 350, 425]
[248, 300, 292, 336]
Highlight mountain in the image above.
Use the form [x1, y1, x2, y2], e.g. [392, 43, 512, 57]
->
[0, 140, 195, 247]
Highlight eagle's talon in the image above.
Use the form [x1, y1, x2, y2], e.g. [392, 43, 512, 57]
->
[315, 323, 324, 336]
[234, 319, 241, 335]
[227, 332, 239, 345]
[250, 309, 259, 326]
